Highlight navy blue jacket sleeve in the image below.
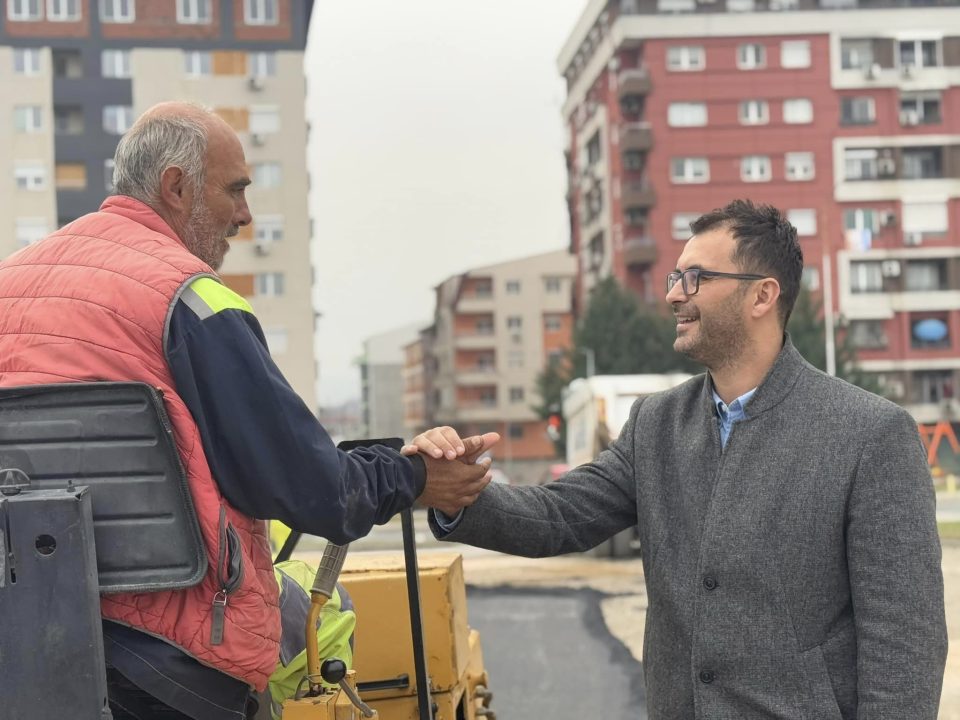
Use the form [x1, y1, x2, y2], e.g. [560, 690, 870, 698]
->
[165, 296, 426, 545]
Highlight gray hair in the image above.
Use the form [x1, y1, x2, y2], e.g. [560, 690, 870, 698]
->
[112, 109, 211, 206]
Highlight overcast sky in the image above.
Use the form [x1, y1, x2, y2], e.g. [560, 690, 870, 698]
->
[305, 0, 588, 407]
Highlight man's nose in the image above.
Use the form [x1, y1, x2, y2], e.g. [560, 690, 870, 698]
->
[235, 199, 252, 227]
[665, 278, 687, 304]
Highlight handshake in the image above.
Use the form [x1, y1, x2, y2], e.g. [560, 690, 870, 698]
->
[400, 427, 501, 517]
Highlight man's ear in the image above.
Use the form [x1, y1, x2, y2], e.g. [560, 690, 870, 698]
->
[159, 166, 188, 212]
[751, 278, 781, 320]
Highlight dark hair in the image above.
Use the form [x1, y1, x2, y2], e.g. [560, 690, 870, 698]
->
[690, 199, 804, 327]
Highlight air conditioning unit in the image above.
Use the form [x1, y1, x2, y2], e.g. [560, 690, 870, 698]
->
[253, 239, 272, 256]
[904, 231, 923, 246]
[899, 109, 920, 126]
[250, 132, 266, 147]
[864, 63, 881, 80]
[247, 75, 265, 91]
[881, 260, 901, 277]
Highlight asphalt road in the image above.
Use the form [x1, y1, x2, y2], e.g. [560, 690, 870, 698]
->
[465, 586, 647, 719]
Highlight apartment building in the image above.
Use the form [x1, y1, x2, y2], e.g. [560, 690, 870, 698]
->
[0, 0, 317, 404]
[424, 250, 576, 485]
[559, 0, 960, 422]
[359, 323, 422, 439]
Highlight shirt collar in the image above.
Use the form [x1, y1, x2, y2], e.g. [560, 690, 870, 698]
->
[712, 387, 757, 420]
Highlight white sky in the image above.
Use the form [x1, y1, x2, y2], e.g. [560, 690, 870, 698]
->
[305, 0, 588, 407]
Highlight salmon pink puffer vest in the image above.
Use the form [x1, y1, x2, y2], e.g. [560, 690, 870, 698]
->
[0, 196, 280, 690]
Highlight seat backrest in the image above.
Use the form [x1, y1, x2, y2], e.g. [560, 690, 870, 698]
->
[0, 382, 207, 592]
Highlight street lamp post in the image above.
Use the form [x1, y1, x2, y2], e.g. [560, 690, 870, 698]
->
[580, 347, 596, 378]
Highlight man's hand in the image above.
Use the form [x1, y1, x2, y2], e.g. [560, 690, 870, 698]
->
[402, 428, 500, 463]
[418, 453, 493, 517]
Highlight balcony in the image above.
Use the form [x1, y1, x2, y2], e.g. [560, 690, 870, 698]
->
[454, 332, 496, 350]
[623, 236, 658, 269]
[621, 180, 656, 209]
[618, 69, 651, 99]
[621, 122, 653, 153]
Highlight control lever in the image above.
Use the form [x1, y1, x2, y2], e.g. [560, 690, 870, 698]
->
[305, 542, 349, 695]
[321, 658, 377, 718]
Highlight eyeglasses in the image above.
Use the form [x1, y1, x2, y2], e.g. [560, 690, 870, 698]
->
[666, 268, 766, 296]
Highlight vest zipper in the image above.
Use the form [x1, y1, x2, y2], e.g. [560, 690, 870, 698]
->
[211, 506, 245, 645]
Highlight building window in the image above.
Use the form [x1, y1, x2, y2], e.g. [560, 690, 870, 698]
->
[840, 96, 875, 125]
[785, 152, 814, 181]
[849, 261, 883, 293]
[666, 45, 705, 71]
[475, 317, 493, 334]
[14, 105, 43, 134]
[840, 39, 873, 70]
[8, 0, 41, 20]
[14, 162, 46, 191]
[899, 39, 939, 69]
[844, 208, 880, 233]
[588, 233, 604, 271]
[783, 98, 813, 124]
[849, 320, 887, 349]
[739, 100, 769, 125]
[184, 51, 212, 77]
[507, 350, 524, 369]
[902, 201, 948, 236]
[100, 0, 134, 23]
[505, 280, 521, 295]
[844, 148, 881, 181]
[103, 105, 134, 135]
[47, 0, 80, 20]
[509, 387, 525, 403]
[737, 43, 766, 70]
[13, 48, 41, 75]
[740, 155, 771, 183]
[250, 105, 280, 134]
[672, 213, 698, 240]
[244, 0, 277, 25]
[670, 157, 709, 184]
[623, 150, 644, 171]
[901, 148, 942, 180]
[478, 388, 496, 406]
[472, 279, 492, 298]
[544, 315, 563, 332]
[15, 218, 48, 248]
[508, 423, 524, 439]
[263, 327, 288, 355]
[780, 40, 810, 68]
[55, 162, 86, 190]
[506, 316, 522, 331]
[252, 162, 282, 188]
[177, 0, 210, 23]
[899, 94, 941, 126]
[54, 105, 84, 134]
[912, 370, 954, 404]
[101, 49, 131, 78]
[801, 266, 820, 291]
[253, 215, 283, 247]
[544, 277, 562, 293]
[787, 209, 817, 236]
[625, 207, 648, 227]
[905, 260, 947, 292]
[585, 132, 601, 165]
[52, 49, 82, 78]
[255, 272, 285, 297]
[667, 102, 707, 127]
[104, 158, 115, 192]
[248, 52, 276, 77]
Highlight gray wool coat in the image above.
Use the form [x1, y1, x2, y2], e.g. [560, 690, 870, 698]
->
[431, 340, 947, 719]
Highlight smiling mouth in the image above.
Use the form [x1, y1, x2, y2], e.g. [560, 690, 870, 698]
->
[676, 317, 698, 325]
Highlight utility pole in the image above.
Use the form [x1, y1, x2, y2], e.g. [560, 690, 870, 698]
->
[580, 347, 596, 378]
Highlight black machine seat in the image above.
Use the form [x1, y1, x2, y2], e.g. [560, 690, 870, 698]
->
[0, 382, 206, 592]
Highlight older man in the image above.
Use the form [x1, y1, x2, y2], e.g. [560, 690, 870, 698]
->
[0, 102, 492, 719]
[410, 200, 948, 719]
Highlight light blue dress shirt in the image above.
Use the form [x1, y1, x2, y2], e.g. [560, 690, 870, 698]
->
[712, 387, 757, 448]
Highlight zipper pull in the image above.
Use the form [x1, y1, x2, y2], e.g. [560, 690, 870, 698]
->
[211, 591, 227, 645]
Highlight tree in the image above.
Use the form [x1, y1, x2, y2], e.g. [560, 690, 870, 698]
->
[788, 286, 881, 394]
[534, 277, 697, 456]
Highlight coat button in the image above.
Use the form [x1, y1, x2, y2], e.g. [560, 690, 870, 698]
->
[702, 576, 717, 591]
[699, 670, 714, 684]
